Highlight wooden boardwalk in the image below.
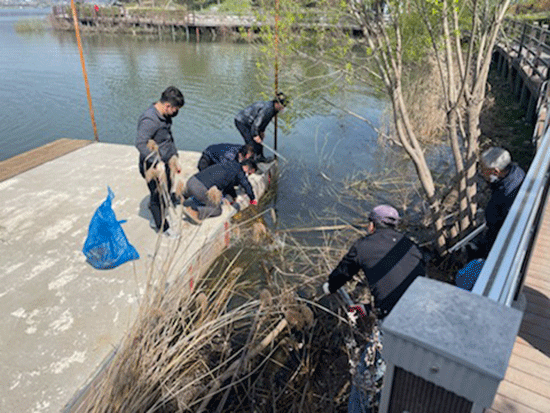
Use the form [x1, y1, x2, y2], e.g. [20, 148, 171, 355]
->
[487, 190, 550, 413]
[0, 138, 93, 182]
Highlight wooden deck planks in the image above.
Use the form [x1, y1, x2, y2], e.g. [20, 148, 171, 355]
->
[488, 190, 550, 413]
[0, 138, 93, 182]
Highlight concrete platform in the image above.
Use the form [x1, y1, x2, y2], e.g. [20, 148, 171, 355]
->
[0, 142, 273, 413]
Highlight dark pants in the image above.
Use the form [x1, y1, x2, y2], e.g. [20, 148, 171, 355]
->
[183, 176, 222, 220]
[140, 164, 172, 232]
[235, 119, 263, 157]
[197, 154, 213, 171]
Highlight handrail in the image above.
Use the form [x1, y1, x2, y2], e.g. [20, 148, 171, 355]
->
[472, 86, 550, 306]
[501, 18, 550, 81]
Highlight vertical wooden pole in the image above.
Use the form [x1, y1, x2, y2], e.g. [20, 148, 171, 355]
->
[70, 0, 99, 142]
[273, 0, 280, 153]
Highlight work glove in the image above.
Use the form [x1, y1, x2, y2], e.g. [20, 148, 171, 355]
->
[348, 304, 368, 318]
[250, 199, 258, 206]
[322, 282, 331, 295]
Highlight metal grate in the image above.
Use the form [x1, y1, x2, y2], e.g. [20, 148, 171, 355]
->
[389, 367, 473, 413]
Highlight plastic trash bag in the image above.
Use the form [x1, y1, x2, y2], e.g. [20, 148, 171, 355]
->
[82, 187, 139, 269]
[455, 258, 484, 291]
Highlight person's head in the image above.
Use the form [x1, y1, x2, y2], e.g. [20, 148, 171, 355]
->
[367, 204, 400, 232]
[238, 144, 255, 162]
[241, 159, 258, 175]
[158, 86, 185, 118]
[273, 92, 288, 112]
[479, 147, 511, 183]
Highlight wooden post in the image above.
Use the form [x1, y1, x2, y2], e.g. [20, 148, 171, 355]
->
[273, 0, 280, 153]
[70, 0, 99, 142]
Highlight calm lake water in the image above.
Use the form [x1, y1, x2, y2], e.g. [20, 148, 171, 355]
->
[0, 8, 388, 227]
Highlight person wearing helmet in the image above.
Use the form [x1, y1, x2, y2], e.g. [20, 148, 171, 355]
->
[323, 204, 425, 320]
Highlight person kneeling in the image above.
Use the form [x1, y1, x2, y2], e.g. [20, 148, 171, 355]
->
[181, 159, 257, 224]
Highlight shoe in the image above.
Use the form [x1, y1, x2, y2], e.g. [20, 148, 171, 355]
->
[255, 155, 274, 163]
[183, 206, 202, 225]
[163, 227, 180, 239]
[171, 192, 182, 206]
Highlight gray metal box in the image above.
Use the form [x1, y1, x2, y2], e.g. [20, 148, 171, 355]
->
[380, 277, 523, 411]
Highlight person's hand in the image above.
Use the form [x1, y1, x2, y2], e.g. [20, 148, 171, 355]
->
[322, 282, 331, 295]
[349, 304, 368, 318]
[253, 135, 263, 144]
[250, 199, 258, 206]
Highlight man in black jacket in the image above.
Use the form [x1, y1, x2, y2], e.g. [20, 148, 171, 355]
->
[197, 143, 254, 171]
[324, 205, 425, 320]
[324, 205, 425, 413]
[182, 159, 258, 224]
[234, 92, 287, 162]
[475, 146, 525, 257]
[135, 86, 184, 236]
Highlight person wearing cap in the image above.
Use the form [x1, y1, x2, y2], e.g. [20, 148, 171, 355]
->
[234, 92, 287, 163]
[323, 204, 425, 320]
[471, 147, 525, 258]
[197, 143, 254, 171]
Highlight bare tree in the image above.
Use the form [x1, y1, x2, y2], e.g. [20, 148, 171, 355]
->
[253, 0, 512, 252]
[415, 0, 512, 239]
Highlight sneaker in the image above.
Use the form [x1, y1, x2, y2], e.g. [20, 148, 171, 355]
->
[255, 155, 274, 163]
[183, 206, 202, 225]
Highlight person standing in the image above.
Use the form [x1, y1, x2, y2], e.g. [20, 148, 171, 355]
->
[197, 143, 254, 171]
[474, 146, 526, 257]
[234, 92, 287, 163]
[182, 159, 258, 225]
[135, 86, 184, 236]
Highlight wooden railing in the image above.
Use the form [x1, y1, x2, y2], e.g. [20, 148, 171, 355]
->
[501, 18, 550, 82]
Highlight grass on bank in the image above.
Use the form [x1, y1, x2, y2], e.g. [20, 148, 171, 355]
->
[73, 203, 378, 412]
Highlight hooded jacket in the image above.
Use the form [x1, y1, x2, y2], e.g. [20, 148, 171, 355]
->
[234, 101, 277, 137]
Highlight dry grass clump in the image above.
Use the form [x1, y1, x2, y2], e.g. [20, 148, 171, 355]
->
[72, 219, 380, 413]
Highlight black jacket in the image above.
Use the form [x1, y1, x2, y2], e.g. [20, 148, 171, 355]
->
[483, 163, 525, 253]
[135, 104, 178, 174]
[234, 101, 277, 137]
[328, 228, 425, 318]
[203, 143, 242, 164]
[194, 161, 255, 201]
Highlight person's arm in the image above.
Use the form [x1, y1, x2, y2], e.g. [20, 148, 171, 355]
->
[327, 244, 361, 293]
[237, 169, 256, 201]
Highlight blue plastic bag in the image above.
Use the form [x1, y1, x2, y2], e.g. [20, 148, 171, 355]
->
[455, 258, 484, 291]
[83, 187, 139, 269]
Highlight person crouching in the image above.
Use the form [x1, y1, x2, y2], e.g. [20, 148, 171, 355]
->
[181, 159, 258, 224]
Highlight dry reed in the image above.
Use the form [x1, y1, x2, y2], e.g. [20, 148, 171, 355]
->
[71, 211, 377, 413]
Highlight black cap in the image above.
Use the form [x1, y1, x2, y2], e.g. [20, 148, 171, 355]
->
[275, 92, 288, 107]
